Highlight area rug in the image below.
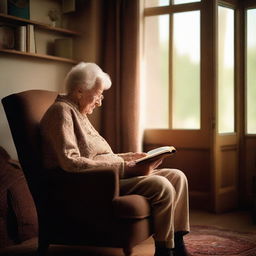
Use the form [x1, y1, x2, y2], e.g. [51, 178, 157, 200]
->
[184, 225, 256, 256]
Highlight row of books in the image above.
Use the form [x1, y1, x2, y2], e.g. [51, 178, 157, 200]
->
[0, 24, 36, 53]
[16, 24, 36, 53]
[0, 24, 74, 59]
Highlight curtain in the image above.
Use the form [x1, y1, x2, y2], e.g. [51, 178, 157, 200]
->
[101, 0, 141, 154]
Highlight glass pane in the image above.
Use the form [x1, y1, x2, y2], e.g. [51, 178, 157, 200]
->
[143, 15, 169, 128]
[246, 9, 256, 134]
[173, 0, 200, 4]
[172, 11, 201, 129]
[145, 0, 169, 8]
[218, 6, 235, 133]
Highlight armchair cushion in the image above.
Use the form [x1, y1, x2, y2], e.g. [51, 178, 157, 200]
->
[113, 195, 151, 219]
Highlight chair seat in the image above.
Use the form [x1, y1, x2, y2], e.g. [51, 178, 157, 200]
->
[113, 195, 151, 219]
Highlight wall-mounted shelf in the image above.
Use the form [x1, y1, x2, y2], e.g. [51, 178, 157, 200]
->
[0, 13, 83, 63]
[0, 48, 78, 64]
[0, 13, 82, 36]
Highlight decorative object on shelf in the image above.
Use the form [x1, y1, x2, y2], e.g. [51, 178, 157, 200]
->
[54, 38, 73, 59]
[7, 0, 29, 19]
[0, 25, 15, 49]
[0, 0, 80, 63]
[48, 8, 61, 27]
[62, 0, 75, 13]
[0, 0, 8, 14]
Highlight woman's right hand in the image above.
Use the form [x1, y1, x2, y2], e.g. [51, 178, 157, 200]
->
[123, 157, 163, 178]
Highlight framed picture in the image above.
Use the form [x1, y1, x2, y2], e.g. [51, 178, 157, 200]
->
[7, 0, 30, 19]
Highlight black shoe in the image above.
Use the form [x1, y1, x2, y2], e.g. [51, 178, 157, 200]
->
[154, 246, 174, 256]
[174, 232, 190, 256]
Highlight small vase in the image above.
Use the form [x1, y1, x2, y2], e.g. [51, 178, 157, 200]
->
[51, 21, 56, 27]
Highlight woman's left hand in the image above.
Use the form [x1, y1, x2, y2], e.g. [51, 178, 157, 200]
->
[130, 152, 148, 160]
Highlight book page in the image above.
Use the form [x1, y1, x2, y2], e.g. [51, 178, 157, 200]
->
[135, 146, 176, 164]
[147, 146, 175, 155]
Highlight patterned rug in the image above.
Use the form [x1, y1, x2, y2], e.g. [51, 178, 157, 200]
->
[184, 225, 256, 256]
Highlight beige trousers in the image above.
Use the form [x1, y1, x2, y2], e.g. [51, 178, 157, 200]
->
[120, 169, 190, 248]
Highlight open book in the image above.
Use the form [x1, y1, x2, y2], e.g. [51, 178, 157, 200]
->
[135, 146, 176, 164]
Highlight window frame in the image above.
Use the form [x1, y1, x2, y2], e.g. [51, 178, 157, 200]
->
[142, 0, 216, 148]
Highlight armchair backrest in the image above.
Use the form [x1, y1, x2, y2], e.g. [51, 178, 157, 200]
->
[2, 90, 58, 201]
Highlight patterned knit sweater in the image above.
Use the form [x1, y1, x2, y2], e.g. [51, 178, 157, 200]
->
[40, 95, 125, 177]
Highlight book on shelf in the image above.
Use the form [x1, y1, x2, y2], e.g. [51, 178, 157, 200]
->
[135, 146, 176, 164]
[15, 25, 26, 52]
[0, 0, 8, 14]
[0, 25, 15, 49]
[26, 24, 36, 53]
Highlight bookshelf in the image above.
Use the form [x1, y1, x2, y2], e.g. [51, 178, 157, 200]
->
[0, 48, 78, 64]
[0, 13, 82, 63]
[0, 13, 82, 36]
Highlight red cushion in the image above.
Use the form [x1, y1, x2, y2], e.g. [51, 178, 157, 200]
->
[0, 147, 38, 248]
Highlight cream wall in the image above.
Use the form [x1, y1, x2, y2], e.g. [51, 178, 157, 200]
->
[0, 0, 102, 160]
[0, 57, 72, 159]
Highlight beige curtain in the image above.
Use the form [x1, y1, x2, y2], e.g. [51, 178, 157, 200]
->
[101, 0, 141, 153]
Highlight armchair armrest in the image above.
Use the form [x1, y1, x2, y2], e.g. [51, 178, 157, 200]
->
[45, 168, 119, 221]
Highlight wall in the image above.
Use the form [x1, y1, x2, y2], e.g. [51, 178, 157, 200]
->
[0, 57, 72, 159]
[0, 0, 102, 160]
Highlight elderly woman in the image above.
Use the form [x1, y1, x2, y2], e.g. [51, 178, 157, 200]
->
[40, 62, 190, 256]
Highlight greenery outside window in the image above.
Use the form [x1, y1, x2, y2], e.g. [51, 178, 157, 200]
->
[143, 1, 201, 130]
[217, 6, 235, 134]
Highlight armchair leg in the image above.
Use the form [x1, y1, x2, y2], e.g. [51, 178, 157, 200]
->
[123, 247, 133, 256]
[37, 240, 49, 256]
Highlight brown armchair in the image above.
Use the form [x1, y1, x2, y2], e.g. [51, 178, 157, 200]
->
[2, 90, 153, 256]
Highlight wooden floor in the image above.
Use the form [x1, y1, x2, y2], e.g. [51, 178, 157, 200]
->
[0, 209, 255, 256]
[190, 209, 256, 232]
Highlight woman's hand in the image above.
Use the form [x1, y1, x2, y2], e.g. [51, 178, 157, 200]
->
[119, 152, 147, 161]
[130, 152, 148, 160]
[123, 156, 163, 178]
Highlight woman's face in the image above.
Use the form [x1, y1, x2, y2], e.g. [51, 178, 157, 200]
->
[78, 82, 104, 115]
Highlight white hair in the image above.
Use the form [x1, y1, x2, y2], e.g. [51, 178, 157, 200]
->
[64, 62, 112, 94]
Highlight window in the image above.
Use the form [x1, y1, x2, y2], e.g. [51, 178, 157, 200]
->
[144, 0, 201, 8]
[173, 0, 200, 4]
[246, 8, 256, 134]
[144, 15, 169, 128]
[143, 1, 201, 130]
[217, 6, 235, 133]
[145, 0, 170, 8]
[172, 11, 200, 129]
